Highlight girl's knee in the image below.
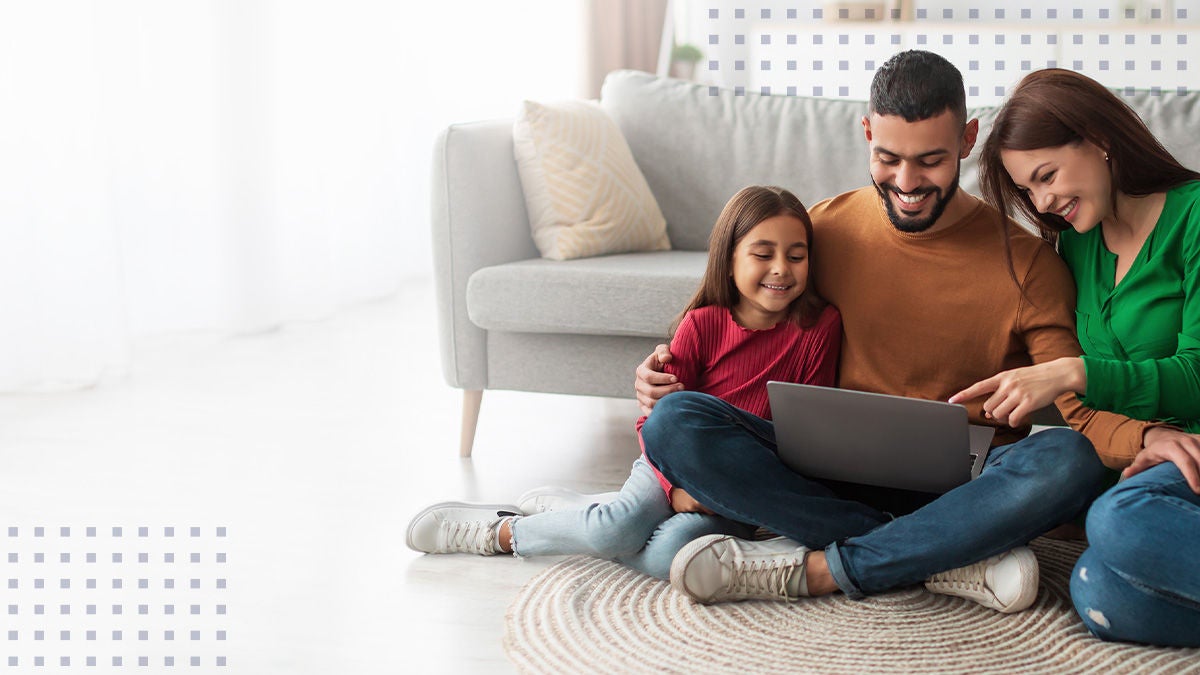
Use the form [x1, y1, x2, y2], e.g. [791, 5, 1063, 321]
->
[651, 515, 753, 558]
[582, 512, 656, 558]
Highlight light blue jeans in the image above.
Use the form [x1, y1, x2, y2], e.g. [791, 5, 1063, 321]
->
[509, 457, 756, 579]
[641, 391, 1110, 598]
[1071, 462, 1200, 647]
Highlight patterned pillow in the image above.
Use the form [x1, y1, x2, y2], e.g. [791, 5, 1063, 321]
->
[513, 100, 670, 260]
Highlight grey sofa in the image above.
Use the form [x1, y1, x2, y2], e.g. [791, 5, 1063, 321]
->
[432, 69, 1200, 456]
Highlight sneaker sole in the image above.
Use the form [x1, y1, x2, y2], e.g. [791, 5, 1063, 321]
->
[669, 534, 729, 603]
[404, 501, 522, 553]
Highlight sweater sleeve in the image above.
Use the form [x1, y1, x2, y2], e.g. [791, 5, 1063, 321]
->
[664, 312, 701, 391]
[1077, 232, 1200, 421]
[647, 312, 703, 499]
[1054, 392, 1159, 469]
[1019, 245, 1156, 468]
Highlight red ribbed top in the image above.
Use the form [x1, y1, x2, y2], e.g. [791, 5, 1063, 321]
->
[637, 303, 842, 495]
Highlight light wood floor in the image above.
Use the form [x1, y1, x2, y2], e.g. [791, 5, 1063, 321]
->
[0, 279, 640, 673]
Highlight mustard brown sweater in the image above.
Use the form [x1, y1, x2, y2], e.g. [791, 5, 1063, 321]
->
[808, 186, 1150, 467]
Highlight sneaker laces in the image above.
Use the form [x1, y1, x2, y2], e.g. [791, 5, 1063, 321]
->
[928, 559, 990, 595]
[728, 559, 798, 601]
[442, 518, 498, 555]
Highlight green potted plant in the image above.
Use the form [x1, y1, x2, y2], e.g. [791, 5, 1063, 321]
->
[670, 43, 703, 80]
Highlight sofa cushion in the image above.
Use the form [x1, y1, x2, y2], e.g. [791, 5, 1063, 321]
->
[466, 251, 707, 338]
[600, 71, 1200, 254]
[601, 70, 870, 252]
[513, 99, 671, 260]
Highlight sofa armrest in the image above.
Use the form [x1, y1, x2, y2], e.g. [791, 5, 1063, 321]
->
[431, 119, 538, 390]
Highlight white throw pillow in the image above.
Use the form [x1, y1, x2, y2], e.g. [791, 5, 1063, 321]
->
[513, 100, 670, 260]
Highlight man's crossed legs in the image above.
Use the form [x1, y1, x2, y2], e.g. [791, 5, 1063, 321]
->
[641, 391, 1110, 611]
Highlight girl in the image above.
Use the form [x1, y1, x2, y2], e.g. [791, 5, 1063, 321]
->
[406, 185, 842, 580]
[955, 68, 1200, 647]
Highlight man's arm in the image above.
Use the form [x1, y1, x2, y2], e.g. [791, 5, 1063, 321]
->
[634, 345, 684, 415]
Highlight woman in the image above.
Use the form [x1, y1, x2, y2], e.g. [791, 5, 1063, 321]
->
[953, 68, 1200, 647]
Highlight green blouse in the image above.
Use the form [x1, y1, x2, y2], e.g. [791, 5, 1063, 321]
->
[1060, 180, 1200, 434]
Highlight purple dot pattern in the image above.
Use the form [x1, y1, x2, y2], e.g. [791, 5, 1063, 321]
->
[692, 3, 1194, 100]
[0, 526, 229, 668]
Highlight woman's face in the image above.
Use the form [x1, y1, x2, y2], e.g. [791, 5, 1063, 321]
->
[1000, 140, 1112, 234]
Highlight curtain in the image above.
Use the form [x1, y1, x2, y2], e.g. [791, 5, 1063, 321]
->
[0, 0, 587, 392]
[586, 0, 670, 98]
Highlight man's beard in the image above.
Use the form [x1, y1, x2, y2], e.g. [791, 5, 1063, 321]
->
[873, 168, 961, 233]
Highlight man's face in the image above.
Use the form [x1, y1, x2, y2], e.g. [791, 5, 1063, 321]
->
[863, 110, 977, 233]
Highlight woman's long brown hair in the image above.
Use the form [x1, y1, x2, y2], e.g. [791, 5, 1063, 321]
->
[980, 68, 1200, 247]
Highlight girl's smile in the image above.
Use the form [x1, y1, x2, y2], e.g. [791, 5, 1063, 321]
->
[730, 214, 809, 330]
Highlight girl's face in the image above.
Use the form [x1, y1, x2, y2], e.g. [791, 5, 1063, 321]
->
[729, 214, 810, 330]
[1000, 140, 1112, 234]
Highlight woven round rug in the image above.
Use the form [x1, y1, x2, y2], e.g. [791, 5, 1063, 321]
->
[504, 538, 1200, 674]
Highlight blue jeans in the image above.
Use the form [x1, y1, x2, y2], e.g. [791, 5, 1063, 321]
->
[641, 391, 1110, 598]
[509, 457, 756, 579]
[1071, 462, 1200, 647]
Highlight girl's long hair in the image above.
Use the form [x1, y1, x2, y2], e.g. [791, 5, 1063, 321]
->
[980, 68, 1200, 246]
[668, 185, 827, 338]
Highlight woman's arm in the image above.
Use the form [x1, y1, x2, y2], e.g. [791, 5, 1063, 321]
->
[1076, 244, 1200, 420]
[953, 243, 1159, 464]
[1125, 427, 1200, 493]
[949, 356, 1085, 427]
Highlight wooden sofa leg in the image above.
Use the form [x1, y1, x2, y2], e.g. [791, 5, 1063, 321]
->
[460, 390, 483, 457]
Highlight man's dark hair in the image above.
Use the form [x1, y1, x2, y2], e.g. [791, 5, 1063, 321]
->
[869, 50, 966, 126]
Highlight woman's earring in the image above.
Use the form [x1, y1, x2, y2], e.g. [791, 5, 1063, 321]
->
[1104, 152, 1110, 162]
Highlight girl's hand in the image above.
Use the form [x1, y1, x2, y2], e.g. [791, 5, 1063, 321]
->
[948, 357, 1085, 427]
[1125, 427, 1200, 494]
[669, 487, 714, 515]
[634, 344, 683, 416]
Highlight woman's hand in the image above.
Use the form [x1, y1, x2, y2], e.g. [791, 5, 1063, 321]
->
[1126, 427, 1200, 493]
[948, 357, 1086, 427]
[669, 487, 714, 515]
[634, 344, 684, 416]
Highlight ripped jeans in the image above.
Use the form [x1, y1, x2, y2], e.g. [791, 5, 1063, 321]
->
[1071, 462, 1200, 648]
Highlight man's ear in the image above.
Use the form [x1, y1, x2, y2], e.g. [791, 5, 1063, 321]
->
[862, 115, 872, 142]
[960, 118, 980, 158]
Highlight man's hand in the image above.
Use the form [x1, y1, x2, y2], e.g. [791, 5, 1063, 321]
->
[634, 344, 684, 416]
[669, 487, 714, 515]
[948, 357, 1085, 427]
[1125, 427, 1200, 494]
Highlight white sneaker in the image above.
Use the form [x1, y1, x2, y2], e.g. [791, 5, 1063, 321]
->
[670, 535, 810, 604]
[405, 502, 520, 555]
[516, 486, 620, 514]
[924, 547, 1040, 613]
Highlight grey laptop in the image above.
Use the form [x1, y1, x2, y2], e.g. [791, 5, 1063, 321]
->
[767, 382, 997, 494]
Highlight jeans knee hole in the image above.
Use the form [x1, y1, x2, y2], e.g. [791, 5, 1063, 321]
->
[1085, 607, 1111, 629]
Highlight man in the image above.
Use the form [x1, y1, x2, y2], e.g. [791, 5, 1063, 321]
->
[636, 50, 1120, 611]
